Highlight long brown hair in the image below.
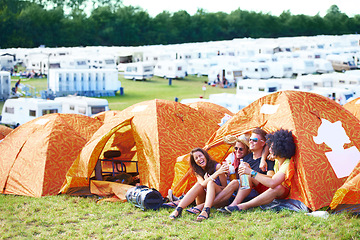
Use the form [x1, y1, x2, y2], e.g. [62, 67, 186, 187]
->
[189, 148, 218, 178]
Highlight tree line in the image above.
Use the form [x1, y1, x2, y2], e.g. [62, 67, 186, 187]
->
[1, 0, 359, 48]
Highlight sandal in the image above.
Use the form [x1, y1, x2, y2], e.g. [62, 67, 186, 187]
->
[196, 207, 210, 222]
[162, 201, 178, 209]
[186, 207, 202, 215]
[169, 206, 183, 220]
[224, 205, 242, 214]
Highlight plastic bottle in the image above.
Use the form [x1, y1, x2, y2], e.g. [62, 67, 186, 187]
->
[240, 159, 250, 189]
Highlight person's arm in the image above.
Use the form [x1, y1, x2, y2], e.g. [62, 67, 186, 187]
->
[198, 163, 228, 188]
[239, 162, 285, 188]
[259, 145, 270, 172]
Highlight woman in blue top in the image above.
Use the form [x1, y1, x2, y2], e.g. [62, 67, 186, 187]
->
[169, 147, 228, 221]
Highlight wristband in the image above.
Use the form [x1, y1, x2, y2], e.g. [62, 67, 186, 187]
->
[251, 170, 258, 178]
[209, 176, 216, 182]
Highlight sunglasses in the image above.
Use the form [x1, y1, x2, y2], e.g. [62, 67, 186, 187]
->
[234, 147, 244, 151]
[249, 137, 261, 143]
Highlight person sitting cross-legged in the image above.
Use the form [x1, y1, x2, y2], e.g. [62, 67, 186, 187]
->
[224, 128, 296, 213]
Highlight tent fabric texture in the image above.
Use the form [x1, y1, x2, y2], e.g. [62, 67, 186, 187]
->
[343, 97, 360, 119]
[0, 125, 13, 140]
[0, 113, 102, 197]
[60, 99, 233, 198]
[172, 90, 360, 211]
[330, 160, 360, 213]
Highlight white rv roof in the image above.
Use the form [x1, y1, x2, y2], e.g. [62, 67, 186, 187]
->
[54, 96, 108, 105]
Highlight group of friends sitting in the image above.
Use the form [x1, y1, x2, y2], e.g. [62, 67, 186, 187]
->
[165, 127, 296, 221]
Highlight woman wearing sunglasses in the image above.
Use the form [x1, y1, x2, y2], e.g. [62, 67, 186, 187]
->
[169, 147, 229, 221]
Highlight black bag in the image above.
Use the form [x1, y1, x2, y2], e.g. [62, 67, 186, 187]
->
[126, 185, 164, 210]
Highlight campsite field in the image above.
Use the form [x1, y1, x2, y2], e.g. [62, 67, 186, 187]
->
[0, 74, 236, 114]
[0, 194, 359, 239]
[1, 75, 360, 239]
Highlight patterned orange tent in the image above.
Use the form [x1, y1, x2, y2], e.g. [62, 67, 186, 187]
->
[329, 97, 360, 213]
[92, 110, 122, 123]
[343, 97, 360, 119]
[60, 99, 232, 197]
[0, 114, 102, 197]
[172, 90, 360, 211]
[0, 125, 12, 140]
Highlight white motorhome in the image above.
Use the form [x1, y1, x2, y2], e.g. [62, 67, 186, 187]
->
[242, 62, 272, 79]
[290, 59, 317, 76]
[237, 79, 279, 95]
[53, 96, 109, 116]
[0, 71, 11, 100]
[313, 59, 334, 74]
[0, 54, 15, 71]
[0, 98, 62, 127]
[268, 61, 293, 78]
[123, 62, 154, 80]
[208, 64, 243, 86]
[311, 87, 353, 105]
[187, 58, 217, 76]
[278, 78, 314, 91]
[153, 60, 187, 79]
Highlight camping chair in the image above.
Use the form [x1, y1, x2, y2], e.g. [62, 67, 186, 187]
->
[95, 150, 139, 181]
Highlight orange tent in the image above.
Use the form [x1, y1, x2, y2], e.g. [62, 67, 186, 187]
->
[343, 97, 360, 119]
[0, 125, 12, 140]
[0, 114, 102, 197]
[92, 110, 121, 123]
[185, 101, 234, 124]
[330, 161, 360, 213]
[172, 90, 360, 211]
[61, 99, 232, 197]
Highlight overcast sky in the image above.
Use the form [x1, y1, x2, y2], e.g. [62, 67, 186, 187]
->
[121, 0, 357, 17]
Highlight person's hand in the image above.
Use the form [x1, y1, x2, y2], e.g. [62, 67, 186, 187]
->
[267, 153, 276, 161]
[259, 161, 267, 172]
[218, 163, 229, 174]
[238, 162, 251, 175]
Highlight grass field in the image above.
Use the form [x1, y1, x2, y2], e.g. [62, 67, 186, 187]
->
[1, 74, 236, 114]
[0, 194, 359, 239]
[1, 74, 360, 239]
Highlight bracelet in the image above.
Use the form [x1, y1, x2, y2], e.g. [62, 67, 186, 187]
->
[209, 176, 216, 182]
[251, 170, 258, 178]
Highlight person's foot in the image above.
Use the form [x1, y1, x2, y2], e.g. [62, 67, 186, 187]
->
[224, 205, 242, 213]
[169, 206, 183, 220]
[196, 207, 211, 222]
[186, 206, 202, 214]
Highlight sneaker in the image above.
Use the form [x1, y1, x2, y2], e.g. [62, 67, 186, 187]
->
[168, 189, 179, 202]
[217, 207, 228, 213]
[224, 205, 241, 213]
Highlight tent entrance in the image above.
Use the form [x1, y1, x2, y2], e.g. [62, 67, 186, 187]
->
[93, 124, 140, 185]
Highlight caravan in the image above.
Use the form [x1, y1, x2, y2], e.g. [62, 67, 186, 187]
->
[242, 62, 272, 79]
[123, 62, 154, 80]
[0, 98, 62, 127]
[153, 60, 187, 79]
[53, 95, 109, 116]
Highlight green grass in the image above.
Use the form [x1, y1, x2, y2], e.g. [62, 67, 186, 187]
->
[1, 74, 235, 114]
[0, 194, 359, 239]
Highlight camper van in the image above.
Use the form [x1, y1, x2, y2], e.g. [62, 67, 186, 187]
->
[153, 60, 187, 79]
[313, 59, 334, 74]
[208, 64, 243, 86]
[0, 98, 62, 127]
[123, 62, 154, 80]
[290, 59, 317, 76]
[237, 79, 279, 94]
[0, 71, 11, 100]
[278, 78, 314, 91]
[326, 54, 357, 72]
[242, 62, 272, 79]
[53, 96, 109, 116]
